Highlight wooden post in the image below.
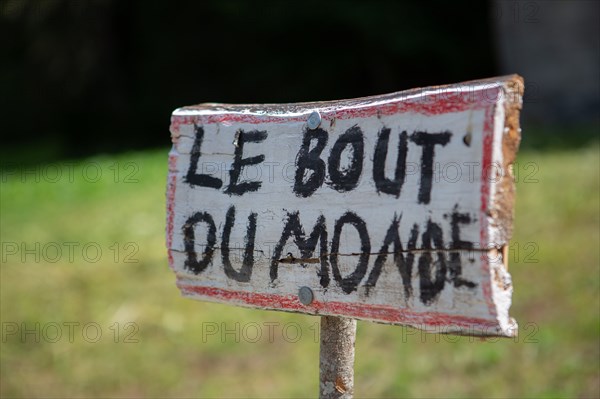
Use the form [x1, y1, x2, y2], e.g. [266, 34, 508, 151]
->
[319, 316, 357, 398]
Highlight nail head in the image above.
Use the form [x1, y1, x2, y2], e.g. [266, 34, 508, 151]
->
[307, 111, 321, 130]
[298, 286, 314, 305]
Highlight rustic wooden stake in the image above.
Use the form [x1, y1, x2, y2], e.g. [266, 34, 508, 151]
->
[319, 316, 357, 398]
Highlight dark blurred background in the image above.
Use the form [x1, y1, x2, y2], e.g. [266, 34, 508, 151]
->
[1, 0, 598, 161]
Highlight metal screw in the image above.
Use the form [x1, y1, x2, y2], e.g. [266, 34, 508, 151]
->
[298, 286, 314, 305]
[307, 111, 321, 130]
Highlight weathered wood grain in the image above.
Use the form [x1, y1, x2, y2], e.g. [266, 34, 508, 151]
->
[166, 75, 524, 337]
[320, 316, 356, 398]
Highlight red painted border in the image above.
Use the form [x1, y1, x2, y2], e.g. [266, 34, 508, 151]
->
[479, 102, 498, 319]
[170, 87, 502, 132]
[177, 284, 500, 332]
[166, 85, 502, 329]
[166, 153, 178, 270]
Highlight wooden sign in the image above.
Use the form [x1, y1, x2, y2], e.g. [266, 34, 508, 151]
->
[166, 75, 524, 337]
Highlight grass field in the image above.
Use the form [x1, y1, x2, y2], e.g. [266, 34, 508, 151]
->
[1, 134, 598, 398]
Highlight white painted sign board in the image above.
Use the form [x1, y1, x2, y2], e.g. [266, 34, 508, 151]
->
[166, 75, 524, 337]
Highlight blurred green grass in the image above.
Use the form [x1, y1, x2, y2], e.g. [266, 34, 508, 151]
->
[1, 138, 598, 398]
